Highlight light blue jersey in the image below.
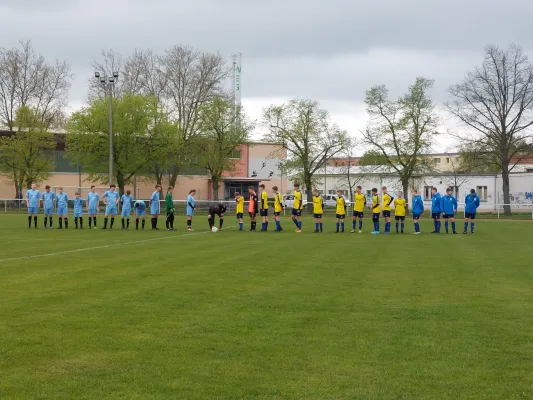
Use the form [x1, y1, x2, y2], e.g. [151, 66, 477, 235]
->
[186, 194, 195, 217]
[121, 194, 133, 217]
[26, 189, 41, 214]
[103, 190, 119, 215]
[41, 191, 56, 215]
[73, 197, 84, 217]
[135, 200, 147, 217]
[150, 191, 160, 215]
[86, 192, 100, 215]
[56, 192, 68, 216]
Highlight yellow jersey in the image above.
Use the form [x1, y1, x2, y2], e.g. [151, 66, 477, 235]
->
[293, 190, 303, 210]
[371, 194, 380, 213]
[313, 195, 324, 214]
[236, 197, 244, 214]
[260, 191, 268, 210]
[274, 193, 283, 213]
[382, 193, 394, 211]
[354, 193, 366, 212]
[336, 196, 346, 215]
[394, 198, 407, 217]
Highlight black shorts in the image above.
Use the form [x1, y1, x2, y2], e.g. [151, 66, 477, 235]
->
[314, 213, 323, 219]
[249, 211, 256, 219]
[292, 209, 302, 217]
[372, 213, 380, 222]
[260, 210, 268, 217]
[395, 216, 405, 221]
[236, 213, 243, 219]
[465, 212, 476, 219]
[382, 210, 391, 218]
[431, 212, 441, 220]
[335, 214, 345, 219]
[274, 211, 281, 217]
[443, 213, 454, 219]
[353, 211, 364, 218]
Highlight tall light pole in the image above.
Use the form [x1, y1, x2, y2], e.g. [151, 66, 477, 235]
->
[95, 71, 118, 185]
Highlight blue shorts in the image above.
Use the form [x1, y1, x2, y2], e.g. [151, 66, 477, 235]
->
[27, 207, 38, 214]
[260, 210, 268, 217]
[443, 213, 454, 219]
[314, 214, 323, 219]
[105, 205, 117, 215]
[88, 206, 98, 215]
[413, 213, 421, 220]
[236, 213, 244, 219]
[186, 208, 194, 217]
[135, 209, 146, 217]
[382, 210, 391, 218]
[353, 211, 364, 218]
[44, 208, 53, 215]
[465, 212, 476, 219]
[274, 211, 281, 217]
[150, 207, 159, 215]
[431, 212, 441, 219]
[57, 206, 67, 216]
[291, 209, 302, 217]
[121, 209, 131, 217]
[74, 211, 83, 218]
[372, 213, 380, 222]
[335, 214, 345, 219]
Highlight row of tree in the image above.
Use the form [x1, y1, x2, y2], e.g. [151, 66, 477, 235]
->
[1, 41, 533, 214]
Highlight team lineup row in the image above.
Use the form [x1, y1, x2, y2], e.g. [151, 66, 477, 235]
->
[22, 183, 482, 234]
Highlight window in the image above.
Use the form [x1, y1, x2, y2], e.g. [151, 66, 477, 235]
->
[433, 158, 441, 164]
[424, 186, 433, 201]
[229, 149, 241, 160]
[446, 157, 450, 164]
[328, 190, 337, 195]
[477, 186, 488, 202]
[450, 185, 459, 198]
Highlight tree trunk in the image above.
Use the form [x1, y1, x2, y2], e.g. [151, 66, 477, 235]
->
[212, 179, 220, 201]
[402, 180, 410, 215]
[25, 176, 32, 189]
[169, 164, 179, 188]
[501, 167, 512, 216]
[304, 175, 313, 213]
[117, 174, 126, 195]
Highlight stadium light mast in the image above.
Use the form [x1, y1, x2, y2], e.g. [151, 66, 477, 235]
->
[94, 71, 119, 186]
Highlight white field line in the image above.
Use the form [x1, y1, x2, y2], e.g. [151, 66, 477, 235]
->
[0, 227, 233, 264]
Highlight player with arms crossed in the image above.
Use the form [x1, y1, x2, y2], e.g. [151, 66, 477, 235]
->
[235, 192, 245, 231]
[102, 185, 119, 229]
[381, 186, 394, 234]
[165, 186, 176, 231]
[335, 190, 346, 233]
[464, 189, 480, 234]
[370, 188, 381, 235]
[86, 186, 100, 229]
[272, 186, 284, 232]
[259, 184, 269, 231]
[411, 189, 424, 234]
[26, 183, 40, 229]
[431, 187, 442, 234]
[121, 190, 133, 230]
[442, 187, 458, 234]
[56, 187, 69, 229]
[351, 186, 365, 233]
[312, 189, 324, 233]
[150, 184, 162, 230]
[73, 192, 84, 229]
[41, 185, 56, 229]
[208, 203, 227, 231]
[248, 186, 258, 232]
[291, 183, 303, 233]
[186, 189, 196, 231]
[394, 191, 407, 234]
[134, 200, 147, 230]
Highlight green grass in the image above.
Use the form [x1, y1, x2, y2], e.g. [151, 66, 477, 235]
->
[0, 214, 532, 400]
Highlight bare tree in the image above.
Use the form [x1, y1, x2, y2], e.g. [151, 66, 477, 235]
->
[445, 151, 471, 198]
[89, 49, 125, 99]
[0, 40, 71, 130]
[447, 44, 533, 215]
[335, 139, 372, 201]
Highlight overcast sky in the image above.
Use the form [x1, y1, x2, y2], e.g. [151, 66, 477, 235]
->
[2, 0, 532, 152]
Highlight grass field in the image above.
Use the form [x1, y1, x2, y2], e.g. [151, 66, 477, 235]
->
[1, 214, 532, 400]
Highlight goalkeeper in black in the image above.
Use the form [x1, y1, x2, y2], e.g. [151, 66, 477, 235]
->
[165, 186, 176, 231]
[208, 203, 226, 230]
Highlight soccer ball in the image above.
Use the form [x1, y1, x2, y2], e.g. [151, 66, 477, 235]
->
[211, 226, 218, 232]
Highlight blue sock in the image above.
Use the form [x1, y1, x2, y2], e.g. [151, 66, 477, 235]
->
[415, 222, 420, 232]
[374, 222, 379, 232]
[341, 222, 344, 232]
[315, 222, 319, 231]
[471, 222, 475, 232]
[293, 219, 298, 227]
[464, 222, 468, 232]
[336, 222, 339, 232]
[239, 222, 243, 230]
[320, 222, 323, 232]
[298, 221, 302, 230]
[359, 220, 362, 230]
[434, 220, 437, 231]
[386, 222, 390, 232]
[401, 222, 405, 231]
[451, 222, 456, 232]
[395, 222, 399, 232]
[445, 221, 449, 233]
[352, 220, 356, 230]
[438, 221, 442, 232]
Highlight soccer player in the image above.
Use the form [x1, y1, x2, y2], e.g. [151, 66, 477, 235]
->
[150, 184, 162, 230]
[56, 187, 69, 229]
[248, 186, 258, 232]
[335, 190, 346, 233]
[186, 189, 196, 231]
[394, 191, 407, 233]
[272, 186, 284, 232]
[464, 188, 480, 234]
[26, 183, 40, 229]
[73, 192, 84, 229]
[165, 186, 176, 231]
[102, 185, 120, 229]
[41, 185, 56, 229]
[370, 188, 380, 234]
[291, 183, 303, 232]
[442, 187, 458, 234]
[208, 203, 226, 230]
[312, 189, 324, 233]
[259, 183, 269, 231]
[86, 186, 100, 229]
[411, 189, 424, 234]
[235, 192, 244, 231]
[431, 187, 442, 234]
[351, 186, 365, 233]
[121, 190, 133, 230]
[382, 186, 394, 234]
[134, 200, 147, 230]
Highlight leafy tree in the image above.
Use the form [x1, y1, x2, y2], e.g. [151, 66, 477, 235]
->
[195, 97, 253, 200]
[447, 45, 533, 215]
[357, 149, 390, 166]
[362, 77, 439, 205]
[263, 99, 348, 208]
[66, 95, 172, 194]
[336, 140, 377, 201]
[0, 106, 55, 194]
